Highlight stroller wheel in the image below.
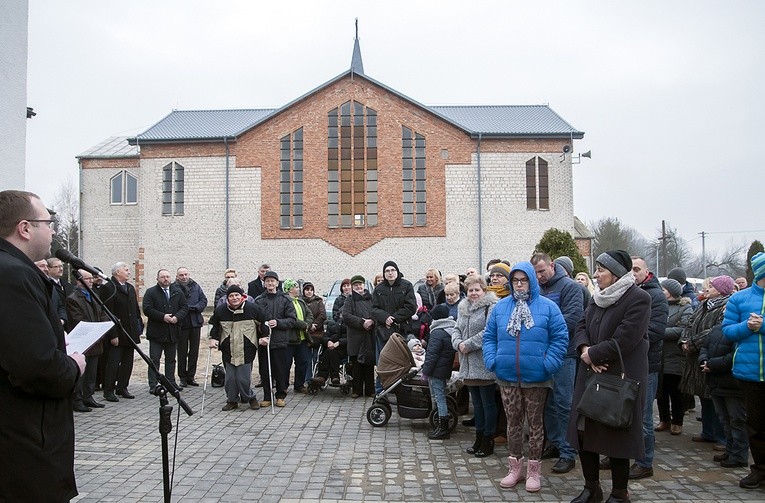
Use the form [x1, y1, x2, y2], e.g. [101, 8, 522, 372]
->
[429, 406, 459, 432]
[366, 404, 391, 427]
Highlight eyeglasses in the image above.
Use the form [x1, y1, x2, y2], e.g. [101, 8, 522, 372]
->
[511, 278, 529, 285]
[25, 219, 54, 228]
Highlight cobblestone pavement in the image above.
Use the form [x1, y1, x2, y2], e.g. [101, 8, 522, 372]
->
[71, 343, 764, 502]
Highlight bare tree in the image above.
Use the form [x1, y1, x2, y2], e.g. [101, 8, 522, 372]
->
[590, 217, 649, 259]
[699, 242, 747, 279]
[646, 224, 693, 276]
[51, 178, 79, 282]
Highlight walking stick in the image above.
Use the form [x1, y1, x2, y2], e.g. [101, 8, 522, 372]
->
[266, 333, 275, 415]
[201, 346, 212, 417]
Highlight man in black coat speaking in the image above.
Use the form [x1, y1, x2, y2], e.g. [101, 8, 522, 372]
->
[0, 190, 86, 502]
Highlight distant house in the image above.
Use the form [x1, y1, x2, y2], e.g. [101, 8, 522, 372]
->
[77, 37, 585, 297]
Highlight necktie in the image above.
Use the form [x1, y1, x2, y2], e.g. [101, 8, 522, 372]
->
[164, 287, 170, 301]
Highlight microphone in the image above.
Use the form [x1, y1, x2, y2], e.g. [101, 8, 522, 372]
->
[54, 249, 110, 281]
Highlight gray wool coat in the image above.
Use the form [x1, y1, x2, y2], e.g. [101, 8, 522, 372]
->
[451, 292, 497, 383]
[567, 283, 651, 460]
[662, 297, 693, 376]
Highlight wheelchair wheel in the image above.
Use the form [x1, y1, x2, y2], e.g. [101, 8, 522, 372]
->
[366, 404, 391, 427]
[340, 384, 351, 396]
[307, 384, 319, 395]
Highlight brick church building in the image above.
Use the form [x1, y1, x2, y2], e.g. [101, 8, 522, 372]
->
[77, 36, 586, 297]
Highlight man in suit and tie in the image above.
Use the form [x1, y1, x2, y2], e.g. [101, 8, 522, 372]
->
[143, 269, 188, 394]
[100, 261, 143, 402]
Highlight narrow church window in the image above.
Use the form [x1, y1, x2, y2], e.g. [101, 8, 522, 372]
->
[327, 101, 377, 228]
[162, 162, 184, 215]
[402, 126, 426, 226]
[110, 170, 137, 205]
[526, 156, 549, 210]
[280, 128, 304, 229]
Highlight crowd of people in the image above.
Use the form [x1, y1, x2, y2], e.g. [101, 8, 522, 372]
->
[3, 189, 765, 502]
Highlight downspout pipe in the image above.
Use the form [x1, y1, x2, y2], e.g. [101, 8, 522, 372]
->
[224, 137, 230, 267]
[476, 133, 483, 270]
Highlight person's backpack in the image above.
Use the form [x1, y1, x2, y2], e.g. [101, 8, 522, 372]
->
[211, 363, 225, 387]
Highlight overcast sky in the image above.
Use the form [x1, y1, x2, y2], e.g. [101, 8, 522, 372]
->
[25, 0, 764, 257]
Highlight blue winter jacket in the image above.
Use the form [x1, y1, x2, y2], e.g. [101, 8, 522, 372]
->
[538, 262, 584, 357]
[722, 283, 765, 382]
[483, 261, 568, 383]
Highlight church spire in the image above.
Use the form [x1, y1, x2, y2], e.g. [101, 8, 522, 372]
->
[350, 18, 364, 75]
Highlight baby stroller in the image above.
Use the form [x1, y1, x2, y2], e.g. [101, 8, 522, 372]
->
[306, 344, 352, 395]
[366, 333, 458, 430]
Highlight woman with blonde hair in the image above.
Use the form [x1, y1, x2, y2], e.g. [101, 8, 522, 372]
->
[575, 272, 595, 295]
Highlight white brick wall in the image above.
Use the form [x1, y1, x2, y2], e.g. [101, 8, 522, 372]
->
[81, 150, 575, 300]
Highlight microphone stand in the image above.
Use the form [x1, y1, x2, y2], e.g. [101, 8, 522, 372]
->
[71, 269, 192, 503]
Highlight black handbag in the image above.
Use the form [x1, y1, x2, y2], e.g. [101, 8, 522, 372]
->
[211, 363, 226, 387]
[576, 340, 640, 429]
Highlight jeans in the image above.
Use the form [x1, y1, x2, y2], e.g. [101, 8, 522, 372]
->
[224, 362, 255, 403]
[468, 384, 498, 436]
[700, 396, 726, 444]
[284, 342, 311, 390]
[711, 393, 750, 464]
[635, 371, 658, 468]
[429, 377, 448, 417]
[543, 356, 577, 460]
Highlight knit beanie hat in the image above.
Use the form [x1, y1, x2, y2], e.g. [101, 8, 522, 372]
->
[710, 275, 735, 296]
[661, 278, 683, 299]
[302, 281, 314, 293]
[752, 251, 765, 283]
[667, 267, 687, 285]
[490, 263, 511, 280]
[408, 339, 421, 351]
[226, 284, 245, 296]
[595, 250, 632, 278]
[282, 278, 299, 293]
[554, 256, 574, 277]
[382, 260, 401, 276]
[350, 275, 366, 285]
[430, 303, 451, 320]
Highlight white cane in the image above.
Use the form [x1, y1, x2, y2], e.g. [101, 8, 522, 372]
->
[201, 345, 212, 417]
[266, 329, 275, 415]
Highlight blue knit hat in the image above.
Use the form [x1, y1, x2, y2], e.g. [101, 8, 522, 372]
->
[753, 252, 765, 283]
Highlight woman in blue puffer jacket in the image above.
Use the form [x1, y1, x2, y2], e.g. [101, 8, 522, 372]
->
[483, 261, 567, 493]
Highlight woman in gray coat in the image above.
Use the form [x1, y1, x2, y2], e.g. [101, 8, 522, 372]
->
[567, 251, 651, 503]
[452, 275, 498, 457]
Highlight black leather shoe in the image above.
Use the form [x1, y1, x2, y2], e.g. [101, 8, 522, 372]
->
[83, 398, 105, 408]
[721, 459, 748, 468]
[604, 494, 630, 503]
[628, 463, 653, 480]
[103, 391, 119, 402]
[552, 458, 576, 473]
[713, 452, 729, 462]
[179, 381, 187, 388]
[462, 417, 476, 426]
[116, 389, 135, 399]
[570, 484, 603, 503]
[541, 444, 560, 460]
[186, 380, 200, 387]
[740, 467, 765, 489]
[73, 403, 92, 413]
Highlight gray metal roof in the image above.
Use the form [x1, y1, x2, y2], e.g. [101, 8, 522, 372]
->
[77, 136, 139, 159]
[132, 109, 276, 143]
[431, 105, 583, 138]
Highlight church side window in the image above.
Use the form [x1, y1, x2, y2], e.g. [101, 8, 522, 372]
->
[526, 156, 549, 210]
[162, 162, 184, 215]
[280, 127, 304, 229]
[110, 170, 137, 205]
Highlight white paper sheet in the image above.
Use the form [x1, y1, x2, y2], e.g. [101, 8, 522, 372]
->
[66, 321, 115, 355]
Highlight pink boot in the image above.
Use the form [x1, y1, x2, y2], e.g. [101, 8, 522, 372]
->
[525, 459, 541, 493]
[500, 456, 526, 488]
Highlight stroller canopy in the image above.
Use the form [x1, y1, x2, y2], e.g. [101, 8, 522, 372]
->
[377, 334, 416, 389]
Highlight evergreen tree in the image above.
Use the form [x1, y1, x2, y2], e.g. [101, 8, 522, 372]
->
[534, 228, 588, 274]
[746, 240, 764, 285]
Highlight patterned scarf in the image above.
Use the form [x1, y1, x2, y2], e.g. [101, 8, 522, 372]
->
[507, 290, 534, 336]
[705, 294, 729, 312]
[593, 271, 635, 308]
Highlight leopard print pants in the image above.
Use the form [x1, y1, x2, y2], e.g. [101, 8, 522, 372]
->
[500, 385, 548, 460]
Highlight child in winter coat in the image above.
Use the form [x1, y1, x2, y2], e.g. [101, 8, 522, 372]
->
[421, 303, 456, 440]
[408, 339, 425, 368]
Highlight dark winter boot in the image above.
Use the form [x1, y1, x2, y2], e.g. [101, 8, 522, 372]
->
[466, 430, 484, 454]
[474, 434, 495, 457]
[428, 416, 451, 440]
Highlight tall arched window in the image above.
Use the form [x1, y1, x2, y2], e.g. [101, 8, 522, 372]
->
[525, 156, 549, 210]
[110, 170, 138, 205]
[162, 162, 184, 215]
